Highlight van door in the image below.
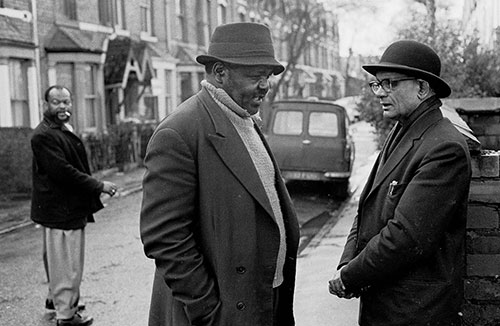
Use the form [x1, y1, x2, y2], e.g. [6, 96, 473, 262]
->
[301, 106, 346, 174]
[267, 107, 305, 171]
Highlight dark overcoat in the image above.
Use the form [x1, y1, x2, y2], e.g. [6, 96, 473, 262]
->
[339, 106, 471, 326]
[31, 116, 103, 230]
[140, 89, 300, 326]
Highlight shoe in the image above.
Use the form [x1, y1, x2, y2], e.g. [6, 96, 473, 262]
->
[56, 313, 93, 326]
[45, 299, 85, 311]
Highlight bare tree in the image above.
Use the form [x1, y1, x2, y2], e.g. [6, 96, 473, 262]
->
[249, 0, 377, 103]
[248, 0, 325, 102]
[414, 0, 437, 38]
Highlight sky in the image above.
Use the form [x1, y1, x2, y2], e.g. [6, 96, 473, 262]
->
[324, 0, 464, 57]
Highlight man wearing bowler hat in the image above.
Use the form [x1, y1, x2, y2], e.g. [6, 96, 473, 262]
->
[328, 40, 471, 325]
[140, 22, 299, 326]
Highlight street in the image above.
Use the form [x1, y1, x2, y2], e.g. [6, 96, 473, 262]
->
[0, 191, 153, 325]
[0, 121, 377, 325]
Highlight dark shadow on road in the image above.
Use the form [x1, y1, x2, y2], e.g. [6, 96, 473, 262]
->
[285, 180, 347, 254]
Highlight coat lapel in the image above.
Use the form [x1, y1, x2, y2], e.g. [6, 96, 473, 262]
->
[364, 108, 444, 202]
[198, 90, 276, 219]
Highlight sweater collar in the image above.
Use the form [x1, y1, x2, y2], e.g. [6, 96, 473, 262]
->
[201, 80, 252, 118]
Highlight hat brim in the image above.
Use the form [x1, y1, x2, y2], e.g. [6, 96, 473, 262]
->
[363, 63, 451, 98]
[196, 55, 285, 75]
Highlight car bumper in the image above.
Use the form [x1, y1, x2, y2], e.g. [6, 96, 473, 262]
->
[282, 170, 351, 181]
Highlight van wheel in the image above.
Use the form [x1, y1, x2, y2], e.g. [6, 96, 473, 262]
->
[331, 180, 349, 199]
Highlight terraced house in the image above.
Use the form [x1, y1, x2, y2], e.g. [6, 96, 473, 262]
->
[0, 0, 342, 193]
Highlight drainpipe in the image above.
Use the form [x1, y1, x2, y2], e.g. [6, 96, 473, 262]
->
[31, 0, 42, 123]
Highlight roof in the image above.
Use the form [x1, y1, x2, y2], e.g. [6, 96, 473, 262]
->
[104, 37, 155, 87]
[175, 45, 199, 65]
[0, 15, 34, 45]
[45, 26, 107, 53]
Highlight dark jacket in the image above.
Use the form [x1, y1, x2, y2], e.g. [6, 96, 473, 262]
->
[140, 88, 300, 326]
[339, 100, 471, 326]
[31, 116, 103, 230]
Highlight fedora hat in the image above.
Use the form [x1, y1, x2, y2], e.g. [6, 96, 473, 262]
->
[363, 40, 451, 98]
[196, 22, 285, 75]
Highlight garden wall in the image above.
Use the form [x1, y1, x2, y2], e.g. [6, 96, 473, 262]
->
[463, 151, 500, 326]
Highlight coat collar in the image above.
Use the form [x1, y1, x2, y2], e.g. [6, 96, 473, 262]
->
[197, 89, 277, 220]
[361, 105, 444, 203]
[43, 115, 63, 130]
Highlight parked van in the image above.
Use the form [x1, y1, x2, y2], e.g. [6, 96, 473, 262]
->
[264, 98, 355, 197]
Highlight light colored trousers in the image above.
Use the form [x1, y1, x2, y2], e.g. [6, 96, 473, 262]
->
[44, 227, 85, 319]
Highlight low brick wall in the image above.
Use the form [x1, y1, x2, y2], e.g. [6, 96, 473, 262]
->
[464, 151, 500, 326]
[0, 128, 33, 194]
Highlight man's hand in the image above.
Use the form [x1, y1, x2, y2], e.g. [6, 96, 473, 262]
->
[328, 266, 357, 299]
[102, 181, 118, 197]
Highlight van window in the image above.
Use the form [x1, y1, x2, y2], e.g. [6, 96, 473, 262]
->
[309, 112, 338, 137]
[273, 111, 303, 135]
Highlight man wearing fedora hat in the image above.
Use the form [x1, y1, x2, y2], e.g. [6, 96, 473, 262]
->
[140, 22, 299, 326]
[328, 40, 471, 325]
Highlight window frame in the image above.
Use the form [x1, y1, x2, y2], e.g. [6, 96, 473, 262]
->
[62, 0, 78, 20]
[8, 59, 30, 127]
[140, 0, 154, 35]
[83, 64, 98, 131]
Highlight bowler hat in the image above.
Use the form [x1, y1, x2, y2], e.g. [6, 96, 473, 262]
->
[196, 22, 285, 75]
[363, 40, 451, 98]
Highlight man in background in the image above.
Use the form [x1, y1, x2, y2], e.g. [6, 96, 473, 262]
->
[31, 85, 117, 326]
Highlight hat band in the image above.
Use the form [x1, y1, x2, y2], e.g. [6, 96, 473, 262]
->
[208, 42, 275, 58]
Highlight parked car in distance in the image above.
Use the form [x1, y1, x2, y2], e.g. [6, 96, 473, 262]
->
[264, 98, 355, 198]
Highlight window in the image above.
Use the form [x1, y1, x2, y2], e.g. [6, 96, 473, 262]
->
[114, 0, 126, 29]
[197, 72, 205, 91]
[140, 0, 154, 35]
[273, 111, 303, 135]
[309, 112, 338, 137]
[196, 0, 207, 46]
[62, 0, 77, 20]
[8, 59, 30, 127]
[164, 70, 172, 115]
[217, 0, 227, 25]
[206, 0, 213, 36]
[180, 72, 193, 102]
[98, 0, 113, 26]
[83, 64, 98, 129]
[144, 91, 158, 121]
[175, 0, 188, 42]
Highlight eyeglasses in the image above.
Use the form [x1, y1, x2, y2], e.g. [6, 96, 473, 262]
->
[369, 77, 416, 94]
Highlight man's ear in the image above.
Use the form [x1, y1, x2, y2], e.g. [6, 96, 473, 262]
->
[213, 62, 226, 83]
[417, 79, 431, 98]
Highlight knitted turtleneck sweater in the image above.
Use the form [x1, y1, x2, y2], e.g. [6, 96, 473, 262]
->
[202, 80, 287, 288]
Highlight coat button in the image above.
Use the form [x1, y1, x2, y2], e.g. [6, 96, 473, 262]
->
[236, 301, 246, 311]
[236, 266, 246, 274]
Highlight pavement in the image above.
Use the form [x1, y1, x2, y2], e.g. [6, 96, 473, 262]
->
[0, 166, 146, 235]
[293, 153, 377, 325]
